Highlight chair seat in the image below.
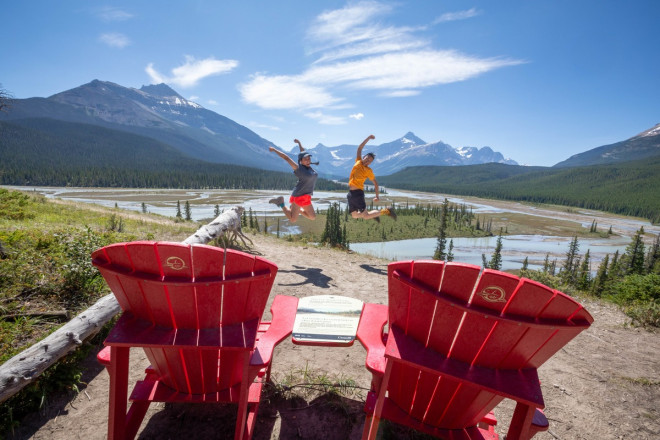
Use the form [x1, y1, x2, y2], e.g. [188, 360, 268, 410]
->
[104, 313, 260, 349]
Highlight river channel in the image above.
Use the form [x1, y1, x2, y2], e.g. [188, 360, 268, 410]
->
[7, 186, 659, 272]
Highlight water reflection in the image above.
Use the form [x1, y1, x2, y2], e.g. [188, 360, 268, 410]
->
[350, 235, 632, 272]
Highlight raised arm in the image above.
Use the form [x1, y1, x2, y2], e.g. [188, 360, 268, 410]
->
[356, 134, 375, 160]
[294, 139, 305, 152]
[269, 146, 298, 170]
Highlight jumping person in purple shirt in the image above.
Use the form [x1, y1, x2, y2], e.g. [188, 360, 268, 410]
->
[269, 139, 319, 222]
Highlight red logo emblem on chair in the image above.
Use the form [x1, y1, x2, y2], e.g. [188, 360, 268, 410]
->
[165, 256, 187, 270]
[478, 286, 507, 303]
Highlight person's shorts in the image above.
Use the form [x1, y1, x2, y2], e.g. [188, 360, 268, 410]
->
[290, 194, 312, 207]
[347, 189, 366, 213]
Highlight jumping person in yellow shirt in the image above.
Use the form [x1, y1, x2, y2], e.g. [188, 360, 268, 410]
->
[346, 134, 396, 222]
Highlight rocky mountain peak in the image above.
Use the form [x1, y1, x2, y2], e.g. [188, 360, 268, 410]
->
[140, 83, 184, 99]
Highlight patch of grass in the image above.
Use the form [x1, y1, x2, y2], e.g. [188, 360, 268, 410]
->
[0, 189, 198, 360]
[619, 376, 660, 386]
[269, 362, 368, 402]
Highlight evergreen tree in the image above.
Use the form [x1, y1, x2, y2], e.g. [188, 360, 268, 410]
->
[342, 223, 349, 249]
[184, 201, 192, 221]
[625, 226, 646, 275]
[263, 215, 268, 234]
[521, 256, 529, 271]
[486, 229, 504, 270]
[577, 249, 592, 290]
[561, 235, 580, 284]
[542, 253, 550, 273]
[622, 228, 646, 275]
[646, 234, 660, 274]
[609, 250, 621, 278]
[592, 254, 610, 296]
[214, 204, 220, 217]
[141, 202, 147, 213]
[176, 200, 182, 219]
[321, 203, 344, 247]
[447, 240, 454, 262]
[433, 198, 449, 260]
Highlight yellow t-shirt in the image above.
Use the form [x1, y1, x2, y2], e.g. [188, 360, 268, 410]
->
[348, 159, 375, 190]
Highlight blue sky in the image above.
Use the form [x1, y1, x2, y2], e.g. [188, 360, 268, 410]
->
[2, 1, 659, 166]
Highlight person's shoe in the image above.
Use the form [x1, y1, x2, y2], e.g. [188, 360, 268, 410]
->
[269, 196, 285, 206]
[381, 207, 397, 220]
[388, 207, 397, 220]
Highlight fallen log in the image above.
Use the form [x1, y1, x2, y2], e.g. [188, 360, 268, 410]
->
[0, 206, 247, 404]
[0, 294, 120, 403]
[183, 206, 253, 246]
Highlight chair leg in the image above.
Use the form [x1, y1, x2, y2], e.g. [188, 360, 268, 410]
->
[107, 346, 130, 440]
[506, 402, 536, 440]
[125, 401, 151, 439]
[364, 361, 392, 440]
[362, 413, 378, 440]
[235, 352, 251, 440]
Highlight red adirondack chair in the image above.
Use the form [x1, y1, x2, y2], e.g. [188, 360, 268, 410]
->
[357, 260, 593, 440]
[92, 241, 297, 440]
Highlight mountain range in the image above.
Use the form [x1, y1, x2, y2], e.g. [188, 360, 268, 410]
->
[553, 124, 660, 168]
[1, 79, 658, 178]
[306, 132, 517, 177]
[1, 80, 519, 177]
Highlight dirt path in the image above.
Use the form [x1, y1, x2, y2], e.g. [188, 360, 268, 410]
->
[6, 234, 659, 440]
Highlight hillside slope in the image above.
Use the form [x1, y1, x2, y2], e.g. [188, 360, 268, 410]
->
[380, 159, 660, 222]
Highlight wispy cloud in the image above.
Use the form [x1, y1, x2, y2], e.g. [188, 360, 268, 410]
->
[304, 111, 347, 125]
[99, 33, 130, 48]
[97, 7, 133, 22]
[249, 121, 281, 131]
[146, 55, 238, 88]
[434, 7, 481, 24]
[239, 73, 341, 109]
[349, 113, 364, 120]
[240, 1, 521, 124]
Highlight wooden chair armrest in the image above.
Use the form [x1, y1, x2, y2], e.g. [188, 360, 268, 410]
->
[97, 345, 111, 367]
[250, 295, 298, 368]
[356, 303, 388, 376]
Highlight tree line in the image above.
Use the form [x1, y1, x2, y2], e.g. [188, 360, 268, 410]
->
[0, 120, 344, 191]
[379, 160, 660, 224]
